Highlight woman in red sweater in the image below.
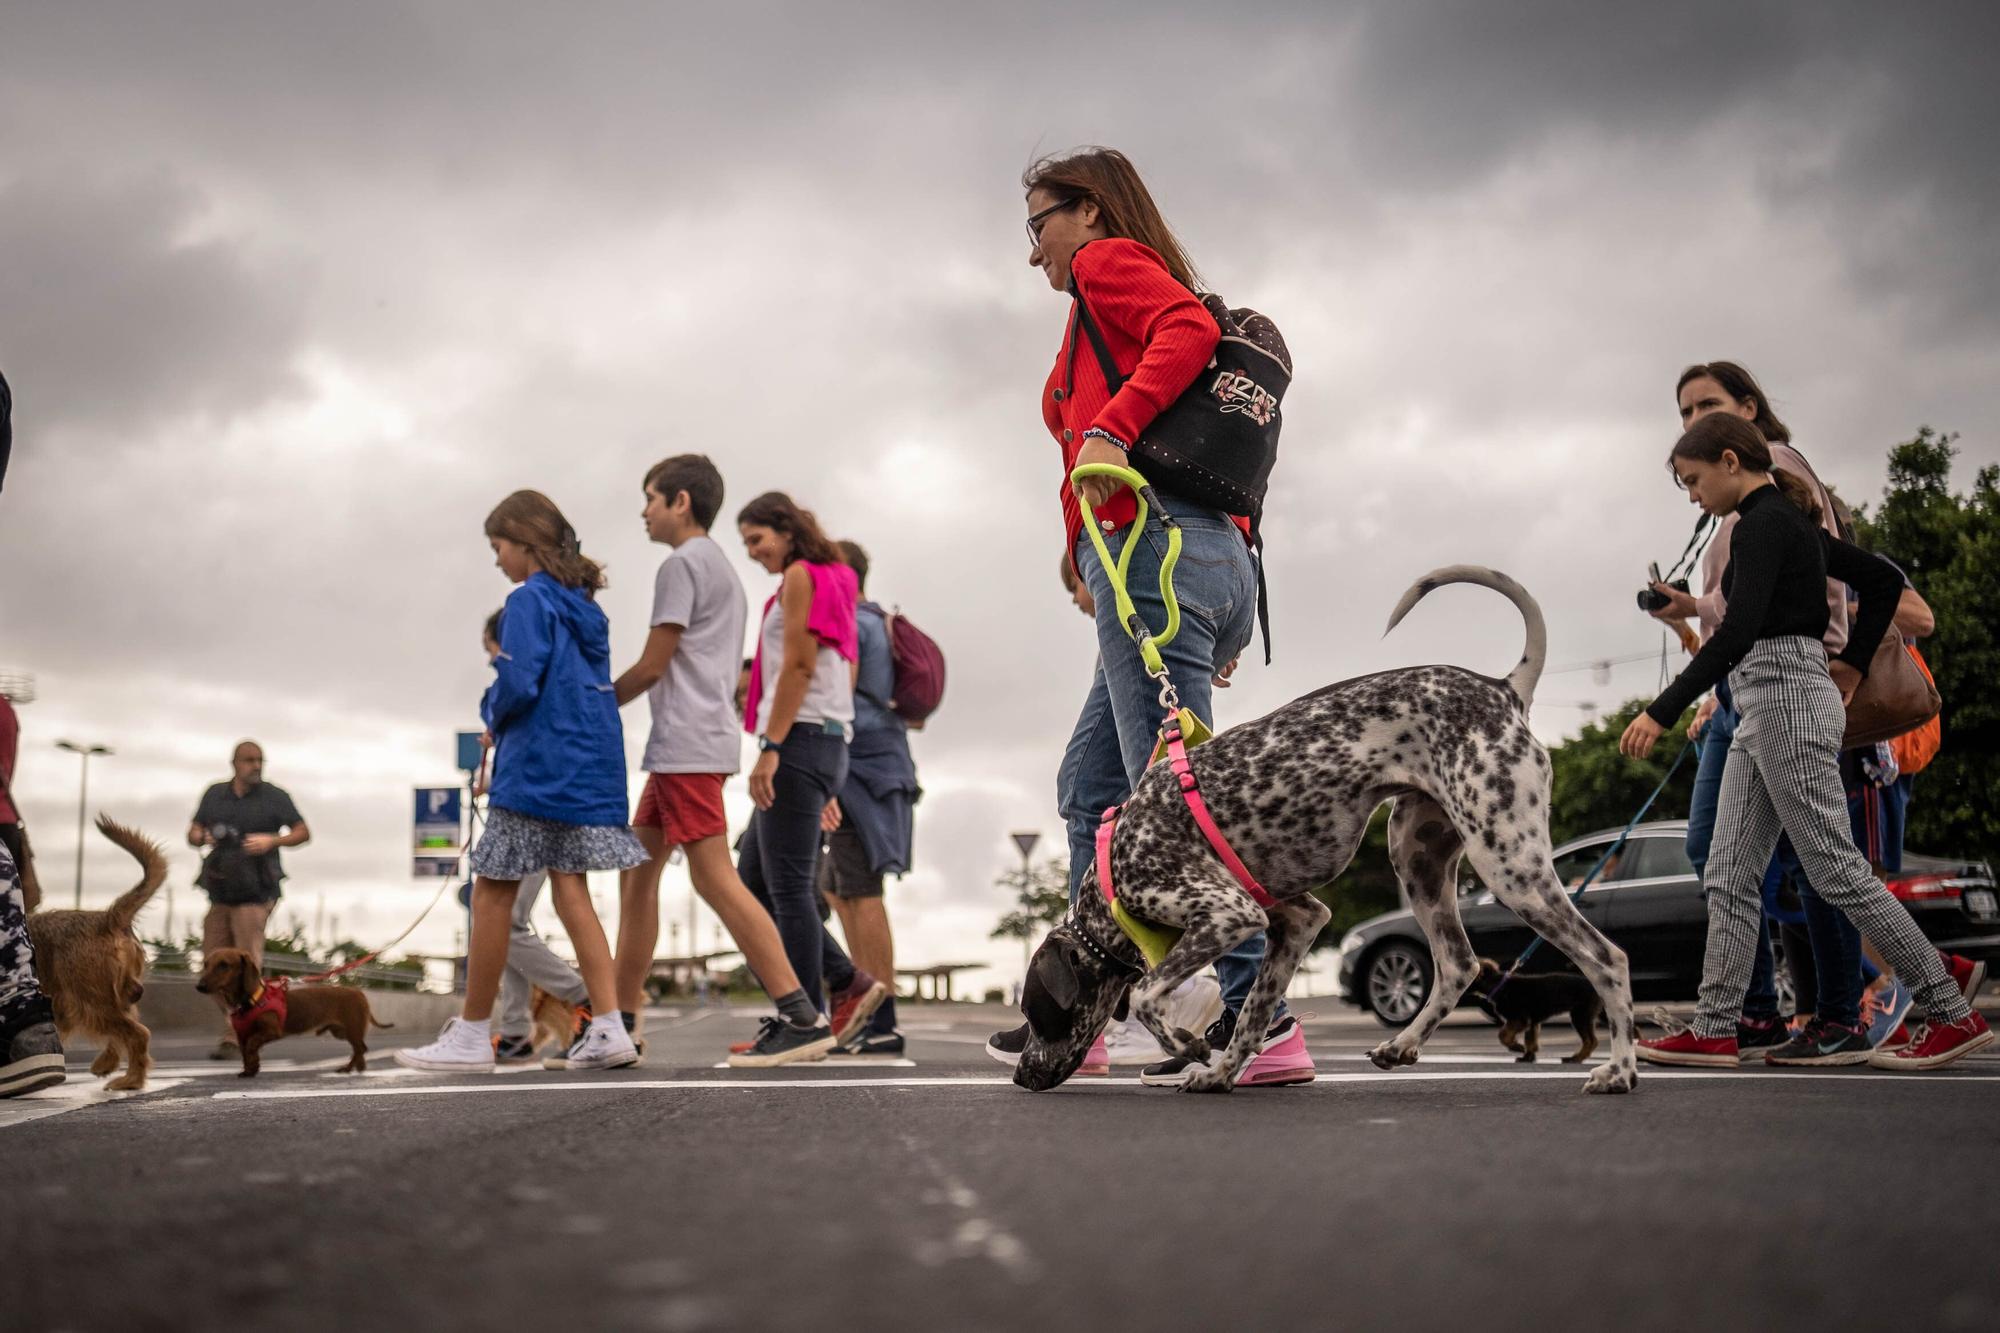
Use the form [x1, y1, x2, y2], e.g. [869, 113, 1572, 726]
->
[985, 147, 1312, 1088]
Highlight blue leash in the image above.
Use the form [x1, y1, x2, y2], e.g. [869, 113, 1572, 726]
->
[1487, 737, 1697, 1000]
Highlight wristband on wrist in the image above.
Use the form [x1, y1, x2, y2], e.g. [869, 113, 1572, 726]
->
[757, 734, 782, 753]
[1082, 426, 1131, 453]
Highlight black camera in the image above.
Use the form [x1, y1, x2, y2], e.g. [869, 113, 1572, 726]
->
[1636, 561, 1689, 613]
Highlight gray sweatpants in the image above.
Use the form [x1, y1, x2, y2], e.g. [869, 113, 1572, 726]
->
[498, 871, 588, 1041]
[1694, 637, 1967, 1037]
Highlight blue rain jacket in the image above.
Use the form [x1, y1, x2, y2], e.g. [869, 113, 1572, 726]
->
[482, 572, 629, 826]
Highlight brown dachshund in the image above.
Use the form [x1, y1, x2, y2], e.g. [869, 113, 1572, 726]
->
[195, 948, 392, 1076]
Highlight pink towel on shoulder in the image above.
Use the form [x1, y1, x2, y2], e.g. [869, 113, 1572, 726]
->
[743, 560, 859, 733]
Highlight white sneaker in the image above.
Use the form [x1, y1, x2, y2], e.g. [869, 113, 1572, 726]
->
[393, 1018, 497, 1072]
[556, 1024, 642, 1072]
[1104, 1014, 1164, 1065]
[1166, 976, 1225, 1042]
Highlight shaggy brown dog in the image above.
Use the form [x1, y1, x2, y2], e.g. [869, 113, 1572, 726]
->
[23, 815, 167, 1090]
[530, 985, 583, 1054]
[194, 948, 391, 1076]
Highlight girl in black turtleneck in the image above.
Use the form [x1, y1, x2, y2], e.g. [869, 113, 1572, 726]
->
[1621, 413, 1990, 1071]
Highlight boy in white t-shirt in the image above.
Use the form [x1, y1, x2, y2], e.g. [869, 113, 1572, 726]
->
[611, 455, 834, 1066]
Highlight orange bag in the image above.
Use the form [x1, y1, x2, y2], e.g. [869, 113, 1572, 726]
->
[1888, 643, 1942, 775]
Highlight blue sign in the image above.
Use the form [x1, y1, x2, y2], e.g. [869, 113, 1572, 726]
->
[414, 787, 462, 849]
[457, 731, 485, 774]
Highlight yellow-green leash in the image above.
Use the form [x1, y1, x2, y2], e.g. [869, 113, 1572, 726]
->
[1070, 461, 1197, 968]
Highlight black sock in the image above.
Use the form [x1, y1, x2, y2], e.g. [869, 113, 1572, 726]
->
[774, 989, 820, 1028]
[621, 1010, 637, 1034]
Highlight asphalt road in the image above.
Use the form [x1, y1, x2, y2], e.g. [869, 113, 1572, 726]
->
[5, 999, 1998, 1333]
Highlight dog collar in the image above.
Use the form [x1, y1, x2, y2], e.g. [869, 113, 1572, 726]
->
[1065, 915, 1144, 979]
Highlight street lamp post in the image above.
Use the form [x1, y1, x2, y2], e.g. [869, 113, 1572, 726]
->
[55, 739, 113, 909]
[1009, 831, 1041, 973]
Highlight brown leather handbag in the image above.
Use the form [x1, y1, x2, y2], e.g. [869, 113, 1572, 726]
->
[1842, 630, 1941, 747]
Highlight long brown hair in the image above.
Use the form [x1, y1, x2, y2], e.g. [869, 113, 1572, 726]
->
[1675, 361, 1792, 445]
[736, 491, 840, 567]
[1023, 146, 1201, 292]
[485, 490, 607, 594]
[1669, 414, 1820, 523]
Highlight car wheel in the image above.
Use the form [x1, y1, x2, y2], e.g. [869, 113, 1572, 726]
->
[1364, 941, 1432, 1028]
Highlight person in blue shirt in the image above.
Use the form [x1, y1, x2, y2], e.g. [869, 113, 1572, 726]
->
[398, 491, 644, 1074]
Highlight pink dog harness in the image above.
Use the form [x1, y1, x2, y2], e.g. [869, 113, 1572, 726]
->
[1097, 715, 1276, 916]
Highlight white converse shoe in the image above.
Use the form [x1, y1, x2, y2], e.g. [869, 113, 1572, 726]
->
[393, 1018, 497, 1072]
[557, 1023, 642, 1072]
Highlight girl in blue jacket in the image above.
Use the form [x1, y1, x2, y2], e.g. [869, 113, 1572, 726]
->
[398, 491, 644, 1073]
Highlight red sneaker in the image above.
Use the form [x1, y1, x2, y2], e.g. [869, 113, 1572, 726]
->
[829, 972, 889, 1045]
[1637, 1029, 1739, 1068]
[1867, 1012, 1993, 1069]
[1942, 952, 1988, 1006]
[1881, 1022, 1912, 1052]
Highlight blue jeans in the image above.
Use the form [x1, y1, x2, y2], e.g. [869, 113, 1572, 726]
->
[1057, 495, 1272, 1019]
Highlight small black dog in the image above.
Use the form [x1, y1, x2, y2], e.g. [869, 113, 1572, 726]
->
[1465, 958, 1604, 1063]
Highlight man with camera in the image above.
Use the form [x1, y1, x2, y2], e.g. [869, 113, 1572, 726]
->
[190, 740, 310, 1056]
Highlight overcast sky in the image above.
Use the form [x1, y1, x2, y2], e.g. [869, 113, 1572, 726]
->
[3, 1, 1997, 995]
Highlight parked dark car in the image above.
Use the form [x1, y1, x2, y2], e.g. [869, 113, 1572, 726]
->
[1333, 819, 2000, 1026]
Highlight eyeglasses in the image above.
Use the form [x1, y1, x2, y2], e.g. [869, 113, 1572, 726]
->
[1026, 196, 1081, 247]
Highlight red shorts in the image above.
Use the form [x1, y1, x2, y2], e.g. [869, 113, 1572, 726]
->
[632, 772, 729, 847]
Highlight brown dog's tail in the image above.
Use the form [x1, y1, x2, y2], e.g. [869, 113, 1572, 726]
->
[95, 815, 169, 934]
[1384, 565, 1548, 710]
[365, 997, 395, 1031]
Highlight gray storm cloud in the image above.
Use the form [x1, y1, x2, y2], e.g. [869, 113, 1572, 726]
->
[2, 1, 1995, 985]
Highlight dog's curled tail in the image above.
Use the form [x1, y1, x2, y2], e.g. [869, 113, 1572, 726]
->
[366, 998, 395, 1031]
[1384, 565, 1548, 709]
[95, 815, 170, 934]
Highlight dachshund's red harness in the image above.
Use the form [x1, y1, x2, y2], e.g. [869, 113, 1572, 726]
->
[228, 977, 290, 1042]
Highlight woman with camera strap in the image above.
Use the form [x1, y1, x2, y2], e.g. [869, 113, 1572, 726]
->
[1623, 413, 1990, 1070]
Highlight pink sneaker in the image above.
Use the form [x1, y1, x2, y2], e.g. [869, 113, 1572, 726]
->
[1236, 1016, 1316, 1087]
[1077, 1035, 1110, 1077]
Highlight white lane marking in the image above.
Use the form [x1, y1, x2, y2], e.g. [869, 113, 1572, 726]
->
[207, 1066, 2000, 1102]
[0, 1077, 189, 1129]
[708, 1057, 917, 1069]
[900, 1132, 1035, 1278]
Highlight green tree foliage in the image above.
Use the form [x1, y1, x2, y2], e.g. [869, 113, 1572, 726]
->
[990, 857, 1072, 944]
[1546, 700, 1698, 846]
[1847, 428, 2000, 860]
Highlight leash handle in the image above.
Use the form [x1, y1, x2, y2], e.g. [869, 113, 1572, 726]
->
[1071, 461, 1184, 673]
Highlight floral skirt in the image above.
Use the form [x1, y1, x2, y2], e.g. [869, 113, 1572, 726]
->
[470, 807, 647, 880]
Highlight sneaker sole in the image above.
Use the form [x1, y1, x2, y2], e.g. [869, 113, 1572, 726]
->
[833, 983, 890, 1045]
[726, 1033, 839, 1068]
[1867, 1027, 1996, 1070]
[0, 1054, 66, 1098]
[985, 1040, 1025, 1068]
[1636, 1049, 1739, 1068]
[1763, 1048, 1872, 1067]
[394, 1053, 497, 1072]
[564, 1052, 644, 1071]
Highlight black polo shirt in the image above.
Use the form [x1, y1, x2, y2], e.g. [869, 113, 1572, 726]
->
[193, 780, 304, 905]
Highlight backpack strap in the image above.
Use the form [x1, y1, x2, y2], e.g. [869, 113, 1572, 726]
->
[1065, 275, 1128, 398]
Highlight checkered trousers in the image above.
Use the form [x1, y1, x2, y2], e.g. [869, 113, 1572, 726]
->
[1693, 637, 1967, 1037]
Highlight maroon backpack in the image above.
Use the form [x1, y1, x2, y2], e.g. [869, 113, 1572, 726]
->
[868, 604, 946, 728]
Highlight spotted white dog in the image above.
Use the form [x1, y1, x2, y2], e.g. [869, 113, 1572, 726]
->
[1013, 566, 1639, 1095]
